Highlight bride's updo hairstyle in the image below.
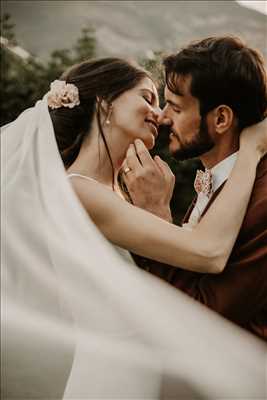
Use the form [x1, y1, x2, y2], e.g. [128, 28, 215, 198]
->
[48, 57, 151, 168]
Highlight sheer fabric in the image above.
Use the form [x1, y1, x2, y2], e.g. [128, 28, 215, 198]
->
[1, 98, 266, 399]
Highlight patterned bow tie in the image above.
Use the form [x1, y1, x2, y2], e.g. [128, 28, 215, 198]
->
[194, 169, 213, 196]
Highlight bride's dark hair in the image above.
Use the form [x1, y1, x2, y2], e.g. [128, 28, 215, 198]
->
[48, 57, 151, 169]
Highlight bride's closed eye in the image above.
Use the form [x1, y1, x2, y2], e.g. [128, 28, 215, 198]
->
[143, 96, 153, 105]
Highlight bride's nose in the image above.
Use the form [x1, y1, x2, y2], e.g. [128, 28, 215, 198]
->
[157, 109, 172, 126]
[150, 106, 162, 125]
[152, 106, 162, 118]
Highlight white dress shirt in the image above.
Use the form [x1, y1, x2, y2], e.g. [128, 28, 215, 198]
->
[184, 152, 238, 228]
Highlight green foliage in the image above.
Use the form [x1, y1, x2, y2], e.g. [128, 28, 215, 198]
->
[1, 14, 96, 126]
[139, 51, 166, 107]
[73, 27, 96, 62]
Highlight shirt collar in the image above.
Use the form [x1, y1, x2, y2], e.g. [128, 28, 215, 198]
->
[210, 151, 238, 194]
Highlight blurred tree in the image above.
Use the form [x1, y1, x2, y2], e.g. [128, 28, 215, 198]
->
[1, 14, 96, 126]
[1, 13, 17, 43]
[73, 27, 96, 62]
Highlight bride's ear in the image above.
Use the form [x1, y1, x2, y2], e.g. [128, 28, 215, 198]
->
[96, 97, 113, 125]
[96, 97, 112, 114]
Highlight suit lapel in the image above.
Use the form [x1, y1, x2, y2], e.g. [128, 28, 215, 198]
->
[182, 197, 197, 224]
[182, 182, 226, 224]
[200, 183, 226, 220]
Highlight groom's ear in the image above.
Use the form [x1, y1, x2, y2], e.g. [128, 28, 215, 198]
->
[213, 105, 234, 134]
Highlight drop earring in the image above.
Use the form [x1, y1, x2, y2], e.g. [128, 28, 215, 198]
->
[105, 104, 113, 125]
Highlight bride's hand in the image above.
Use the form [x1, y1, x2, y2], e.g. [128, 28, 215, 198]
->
[240, 118, 267, 161]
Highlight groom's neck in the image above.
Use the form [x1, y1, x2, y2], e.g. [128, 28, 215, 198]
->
[200, 136, 239, 169]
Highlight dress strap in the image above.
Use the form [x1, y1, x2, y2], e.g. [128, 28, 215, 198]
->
[67, 173, 96, 182]
[67, 173, 125, 200]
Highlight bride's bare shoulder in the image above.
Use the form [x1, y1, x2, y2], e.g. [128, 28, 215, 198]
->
[67, 174, 123, 224]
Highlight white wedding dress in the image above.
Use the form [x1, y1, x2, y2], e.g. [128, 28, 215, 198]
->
[1, 97, 266, 400]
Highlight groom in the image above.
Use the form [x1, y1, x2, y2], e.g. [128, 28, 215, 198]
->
[124, 36, 267, 341]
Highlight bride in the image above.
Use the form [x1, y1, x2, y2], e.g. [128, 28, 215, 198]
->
[2, 57, 267, 399]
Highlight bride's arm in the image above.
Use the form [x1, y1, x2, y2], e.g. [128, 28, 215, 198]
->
[70, 121, 266, 273]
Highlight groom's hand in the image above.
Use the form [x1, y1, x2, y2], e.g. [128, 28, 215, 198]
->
[122, 139, 175, 222]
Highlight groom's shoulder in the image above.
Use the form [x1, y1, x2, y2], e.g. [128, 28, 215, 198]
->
[249, 155, 267, 208]
[256, 155, 267, 181]
[243, 155, 267, 232]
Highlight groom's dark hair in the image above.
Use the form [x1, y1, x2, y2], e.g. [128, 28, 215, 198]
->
[163, 36, 267, 130]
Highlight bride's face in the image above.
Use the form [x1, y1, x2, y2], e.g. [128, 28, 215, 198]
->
[111, 77, 160, 149]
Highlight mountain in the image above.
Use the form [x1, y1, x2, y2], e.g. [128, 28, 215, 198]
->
[2, 0, 267, 61]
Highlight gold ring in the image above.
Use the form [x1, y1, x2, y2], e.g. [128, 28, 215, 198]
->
[123, 166, 132, 175]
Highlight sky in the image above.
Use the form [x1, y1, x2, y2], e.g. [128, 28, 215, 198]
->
[237, 0, 267, 15]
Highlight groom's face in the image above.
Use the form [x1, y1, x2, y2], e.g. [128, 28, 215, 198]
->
[159, 74, 215, 160]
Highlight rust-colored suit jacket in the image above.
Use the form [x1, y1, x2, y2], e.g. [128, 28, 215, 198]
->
[133, 156, 267, 341]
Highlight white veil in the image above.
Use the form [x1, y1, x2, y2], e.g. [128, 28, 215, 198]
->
[1, 98, 266, 399]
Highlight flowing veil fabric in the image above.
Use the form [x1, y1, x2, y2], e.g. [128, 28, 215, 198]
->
[1, 98, 266, 399]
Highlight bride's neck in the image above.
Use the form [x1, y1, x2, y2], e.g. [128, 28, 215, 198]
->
[67, 125, 128, 188]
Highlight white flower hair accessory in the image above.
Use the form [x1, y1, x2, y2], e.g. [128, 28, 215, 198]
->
[47, 80, 80, 109]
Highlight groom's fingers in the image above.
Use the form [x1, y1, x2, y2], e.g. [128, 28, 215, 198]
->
[154, 155, 175, 186]
[125, 144, 142, 174]
[124, 140, 163, 185]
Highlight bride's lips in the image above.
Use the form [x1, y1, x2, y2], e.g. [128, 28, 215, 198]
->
[145, 119, 158, 138]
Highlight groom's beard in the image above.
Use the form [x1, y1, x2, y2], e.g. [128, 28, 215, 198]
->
[172, 116, 215, 161]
